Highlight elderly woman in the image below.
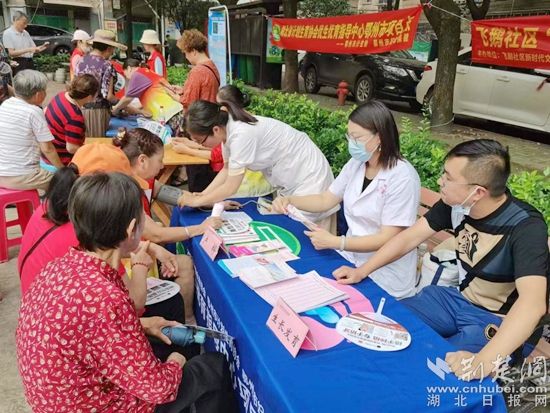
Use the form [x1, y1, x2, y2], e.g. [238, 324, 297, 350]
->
[0, 70, 63, 190]
[41, 74, 99, 172]
[75, 29, 127, 137]
[272, 101, 421, 299]
[17, 172, 237, 413]
[176, 29, 219, 109]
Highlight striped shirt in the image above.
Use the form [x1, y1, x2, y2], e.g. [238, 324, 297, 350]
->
[43, 92, 86, 166]
[0, 97, 54, 176]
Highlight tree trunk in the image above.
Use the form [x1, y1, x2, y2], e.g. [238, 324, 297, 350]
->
[424, 0, 461, 128]
[125, 0, 133, 53]
[282, 0, 299, 92]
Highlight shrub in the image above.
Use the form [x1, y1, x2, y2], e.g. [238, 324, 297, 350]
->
[33, 53, 68, 73]
[161, 67, 550, 230]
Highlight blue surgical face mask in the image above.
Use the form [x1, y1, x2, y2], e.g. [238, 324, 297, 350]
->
[450, 187, 479, 228]
[348, 139, 373, 163]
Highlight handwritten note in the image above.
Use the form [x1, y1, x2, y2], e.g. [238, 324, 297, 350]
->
[266, 298, 309, 357]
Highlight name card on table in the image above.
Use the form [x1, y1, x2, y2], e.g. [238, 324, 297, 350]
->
[266, 297, 309, 357]
[200, 226, 224, 261]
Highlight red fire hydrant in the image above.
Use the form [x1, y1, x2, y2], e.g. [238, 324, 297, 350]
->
[336, 81, 349, 106]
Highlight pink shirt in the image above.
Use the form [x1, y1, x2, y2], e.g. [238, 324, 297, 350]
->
[18, 203, 79, 295]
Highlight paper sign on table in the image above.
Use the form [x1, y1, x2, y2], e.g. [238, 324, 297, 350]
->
[266, 297, 309, 357]
[200, 226, 224, 260]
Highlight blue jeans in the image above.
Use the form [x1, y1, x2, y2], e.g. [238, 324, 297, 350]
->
[401, 285, 503, 352]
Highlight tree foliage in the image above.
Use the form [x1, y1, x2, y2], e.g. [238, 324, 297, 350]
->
[159, 0, 218, 31]
[298, 0, 352, 18]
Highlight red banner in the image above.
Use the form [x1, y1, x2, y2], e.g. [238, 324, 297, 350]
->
[271, 6, 421, 54]
[472, 15, 550, 69]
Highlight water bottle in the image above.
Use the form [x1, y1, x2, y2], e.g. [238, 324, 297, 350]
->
[161, 326, 206, 347]
[158, 105, 166, 126]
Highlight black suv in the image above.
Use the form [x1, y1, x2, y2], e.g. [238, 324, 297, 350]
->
[300, 50, 425, 109]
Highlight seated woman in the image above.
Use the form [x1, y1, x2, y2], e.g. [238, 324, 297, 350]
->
[17, 172, 236, 413]
[111, 127, 223, 322]
[272, 100, 421, 299]
[41, 74, 99, 172]
[18, 163, 198, 361]
[177, 99, 337, 229]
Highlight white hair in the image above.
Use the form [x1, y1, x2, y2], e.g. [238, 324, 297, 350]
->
[14, 70, 48, 99]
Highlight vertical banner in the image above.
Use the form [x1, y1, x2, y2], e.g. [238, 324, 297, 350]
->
[208, 9, 227, 87]
[472, 15, 550, 69]
[266, 19, 283, 64]
[271, 6, 421, 54]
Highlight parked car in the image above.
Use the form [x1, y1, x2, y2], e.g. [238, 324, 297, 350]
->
[0, 24, 72, 56]
[416, 47, 550, 133]
[299, 50, 426, 108]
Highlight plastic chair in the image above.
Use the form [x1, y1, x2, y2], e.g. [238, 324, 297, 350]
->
[0, 188, 39, 263]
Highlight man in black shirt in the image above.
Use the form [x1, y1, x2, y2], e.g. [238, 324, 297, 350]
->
[333, 139, 549, 381]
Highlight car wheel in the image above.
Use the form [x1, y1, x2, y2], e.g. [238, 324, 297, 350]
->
[354, 74, 374, 104]
[423, 88, 434, 118]
[304, 67, 320, 94]
[54, 46, 70, 56]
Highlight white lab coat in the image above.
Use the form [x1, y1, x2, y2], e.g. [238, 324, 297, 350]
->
[329, 158, 421, 299]
[222, 115, 337, 221]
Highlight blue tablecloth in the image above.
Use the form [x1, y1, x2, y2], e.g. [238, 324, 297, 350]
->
[171, 200, 506, 413]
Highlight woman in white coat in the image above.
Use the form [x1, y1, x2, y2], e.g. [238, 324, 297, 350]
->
[177, 99, 336, 228]
[272, 101, 420, 299]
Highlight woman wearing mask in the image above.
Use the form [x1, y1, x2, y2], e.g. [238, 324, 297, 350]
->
[41, 74, 99, 171]
[178, 99, 336, 228]
[272, 101, 421, 299]
[140, 29, 167, 78]
[69, 30, 91, 81]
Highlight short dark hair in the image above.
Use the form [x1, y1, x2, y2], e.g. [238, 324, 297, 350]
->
[92, 42, 112, 52]
[445, 139, 510, 197]
[68, 172, 144, 252]
[348, 100, 402, 169]
[123, 58, 141, 69]
[68, 74, 99, 100]
[43, 165, 79, 225]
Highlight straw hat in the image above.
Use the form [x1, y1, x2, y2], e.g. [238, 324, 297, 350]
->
[139, 29, 161, 45]
[72, 29, 91, 42]
[89, 29, 127, 51]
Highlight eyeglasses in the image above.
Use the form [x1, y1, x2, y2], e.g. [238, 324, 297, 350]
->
[193, 134, 209, 145]
[346, 132, 376, 145]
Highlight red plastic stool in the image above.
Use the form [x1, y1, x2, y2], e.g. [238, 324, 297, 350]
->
[0, 188, 40, 263]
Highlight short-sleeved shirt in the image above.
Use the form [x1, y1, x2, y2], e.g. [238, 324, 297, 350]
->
[147, 49, 167, 78]
[70, 48, 85, 80]
[180, 60, 220, 109]
[43, 92, 86, 166]
[424, 192, 549, 315]
[17, 248, 182, 412]
[0, 97, 54, 176]
[2, 26, 35, 58]
[329, 158, 421, 299]
[18, 203, 79, 295]
[222, 115, 335, 221]
[125, 68, 182, 122]
[75, 54, 116, 100]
